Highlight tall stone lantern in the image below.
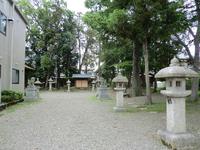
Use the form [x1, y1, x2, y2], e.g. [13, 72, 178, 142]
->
[155, 57, 199, 149]
[67, 79, 71, 92]
[48, 78, 54, 91]
[112, 72, 128, 112]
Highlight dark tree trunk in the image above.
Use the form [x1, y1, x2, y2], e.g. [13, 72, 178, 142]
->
[45, 74, 49, 89]
[191, 35, 200, 101]
[191, 1, 200, 101]
[131, 41, 142, 97]
[143, 37, 152, 104]
[153, 69, 157, 92]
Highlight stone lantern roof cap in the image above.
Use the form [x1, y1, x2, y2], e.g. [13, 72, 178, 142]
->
[67, 80, 71, 84]
[35, 78, 42, 84]
[155, 57, 199, 79]
[48, 78, 54, 82]
[112, 72, 128, 83]
[92, 80, 96, 84]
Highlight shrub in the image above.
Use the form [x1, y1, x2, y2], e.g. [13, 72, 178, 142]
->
[1, 95, 13, 103]
[14, 92, 23, 100]
[1, 90, 23, 102]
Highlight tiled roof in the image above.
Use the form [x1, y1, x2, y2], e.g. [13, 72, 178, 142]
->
[72, 74, 95, 79]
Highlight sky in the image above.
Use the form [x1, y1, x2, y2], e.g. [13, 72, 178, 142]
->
[66, 0, 88, 13]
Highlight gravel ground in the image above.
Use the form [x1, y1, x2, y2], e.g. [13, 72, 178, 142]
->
[0, 91, 198, 150]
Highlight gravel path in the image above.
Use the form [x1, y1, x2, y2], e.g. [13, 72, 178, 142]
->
[0, 91, 171, 150]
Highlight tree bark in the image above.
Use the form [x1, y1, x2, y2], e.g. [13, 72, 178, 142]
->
[191, 0, 200, 101]
[143, 37, 152, 104]
[131, 41, 142, 97]
[191, 31, 200, 101]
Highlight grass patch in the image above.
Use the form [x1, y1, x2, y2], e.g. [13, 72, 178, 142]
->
[0, 99, 42, 115]
[88, 95, 114, 105]
[126, 102, 166, 113]
[186, 101, 200, 113]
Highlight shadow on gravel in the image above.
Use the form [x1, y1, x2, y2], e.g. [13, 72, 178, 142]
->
[0, 99, 42, 115]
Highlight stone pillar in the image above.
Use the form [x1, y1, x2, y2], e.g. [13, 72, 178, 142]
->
[113, 87, 126, 112]
[91, 80, 96, 92]
[166, 98, 186, 133]
[155, 57, 200, 149]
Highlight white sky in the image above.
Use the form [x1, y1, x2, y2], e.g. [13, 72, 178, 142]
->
[66, 0, 88, 13]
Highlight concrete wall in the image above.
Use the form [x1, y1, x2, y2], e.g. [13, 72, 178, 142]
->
[0, 0, 26, 93]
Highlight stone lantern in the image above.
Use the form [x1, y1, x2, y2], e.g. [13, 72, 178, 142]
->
[48, 78, 54, 91]
[34, 78, 42, 98]
[155, 57, 199, 149]
[66, 79, 71, 92]
[34, 78, 42, 89]
[91, 80, 96, 92]
[112, 72, 128, 112]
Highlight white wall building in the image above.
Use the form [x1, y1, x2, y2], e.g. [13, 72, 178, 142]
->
[0, 0, 27, 93]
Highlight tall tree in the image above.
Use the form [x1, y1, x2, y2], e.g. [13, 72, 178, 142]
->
[173, 0, 200, 101]
[17, 0, 78, 88]
[84, 0, 187, 104]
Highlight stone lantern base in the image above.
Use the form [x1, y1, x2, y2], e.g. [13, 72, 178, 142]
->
[158, 130, 200, 150]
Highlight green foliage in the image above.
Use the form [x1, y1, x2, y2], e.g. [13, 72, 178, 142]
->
[17, 0, 78, 85]
[84, 0, 188, 82]
[41, 54, 53, 70]
[1, 90, 23, 103]
[1, 96, 13, 103]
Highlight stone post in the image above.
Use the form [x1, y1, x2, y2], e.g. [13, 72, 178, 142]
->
[48, 78, 54, 91]
[112, 72, 128, 112]
[91, 80, 96, 92]
[67, 79, 71, 92]
[155, 57, 200, 149]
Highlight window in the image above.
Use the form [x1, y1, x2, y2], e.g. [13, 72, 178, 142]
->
[12, 69, 19, 84]
[0, 11, 7, 35]
[169, 81, 172, 87]
[176, 81, 181, 87]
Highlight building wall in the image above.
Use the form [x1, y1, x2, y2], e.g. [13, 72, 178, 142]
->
[0, 0, 26, 93]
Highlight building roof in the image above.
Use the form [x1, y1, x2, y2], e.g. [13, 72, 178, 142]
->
[72, 74, 95, 79]
[8, 0, 28, 25]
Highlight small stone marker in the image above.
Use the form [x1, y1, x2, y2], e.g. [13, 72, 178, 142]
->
[112, 71, 128, 112]
[155, 57, 200, 150]
[66, 79, 71, 92]
[48, 78, 54, 91]
[25, 77, 39, 100]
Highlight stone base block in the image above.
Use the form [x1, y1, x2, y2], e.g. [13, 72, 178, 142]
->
[158, 130, 200, 150]
[113, 106, 127, 112]
[97, 87, 111, 100]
